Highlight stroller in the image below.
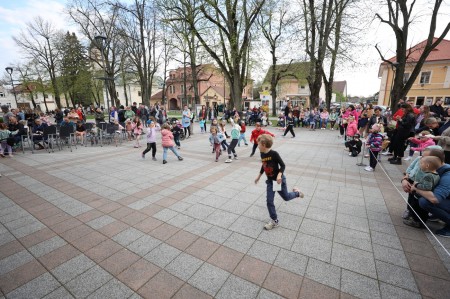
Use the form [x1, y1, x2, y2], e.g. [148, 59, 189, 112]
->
[170, 118, 186, 141]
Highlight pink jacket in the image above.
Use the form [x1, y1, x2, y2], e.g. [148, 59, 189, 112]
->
[410, 137, 435, 152]
[161, 129, 175, 147]
[346, 121, 358, 137]
[132, 122, 143, 135]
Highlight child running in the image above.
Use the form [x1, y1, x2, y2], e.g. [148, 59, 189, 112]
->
[225, 120, 240, 163]
[172, 120, 182, 149]
[250, 122, 275, 157]
[199, 118, 206, 133]
[283, 111, 295, 138]
[209, 127, 225, 162]
[238, 120, 248, 146]
[161, 123, 183, 164]
[254, 134, 304, 230]
[142, 120, 160, 161]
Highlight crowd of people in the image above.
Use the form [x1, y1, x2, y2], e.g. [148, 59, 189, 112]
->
[1, 99, 449, 237]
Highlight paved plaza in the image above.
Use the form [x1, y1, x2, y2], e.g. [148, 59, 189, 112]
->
[1, 127, 449, 299]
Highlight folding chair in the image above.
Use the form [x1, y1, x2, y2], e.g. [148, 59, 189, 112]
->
[83, 123, 94, 147]
[58, 125, 77, 152]
[20, 128, 34, 154]
[43, 125, 58, 153]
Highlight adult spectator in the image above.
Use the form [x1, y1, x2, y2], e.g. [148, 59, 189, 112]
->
[94, 108, 105, 125]
[7, 117, 26, 145]
[428, 114, 450, 164]
[430, 99, 446, 119]
[182, 105, 191, 138]
[1, 105, 14, 125]
[131, 102, 138, 114]
[389, 104, 416, 165]
[54, 108, 64, 125]
[124, 106, 135, 120]
[32, 119, 48, 149]
[368, 107, 388, 128]
[117, 105, 126, 123]
[137, 104, 148, 125]
[284, 100, 292, 117]
[109, 106, 119, 124]
[412, 148, 450, 237]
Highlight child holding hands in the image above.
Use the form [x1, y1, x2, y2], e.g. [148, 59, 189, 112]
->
[254, 134, 304, 230]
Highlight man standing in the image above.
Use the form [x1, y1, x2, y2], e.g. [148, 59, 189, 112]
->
[430, 99, 445, 119]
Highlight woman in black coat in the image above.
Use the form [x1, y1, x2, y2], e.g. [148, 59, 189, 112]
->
[390, 104, 416, 165]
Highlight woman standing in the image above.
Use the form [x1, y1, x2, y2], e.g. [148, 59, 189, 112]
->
[389, 104, 416, 165]
[182, 105, 191, 138]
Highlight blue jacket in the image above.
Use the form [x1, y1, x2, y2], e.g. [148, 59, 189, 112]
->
[433, 164, 450, 204]
[209, 133, 225, 145]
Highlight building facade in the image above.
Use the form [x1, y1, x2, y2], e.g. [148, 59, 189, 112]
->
[377, 38, 450, 107]
[165, 64, 253, 110]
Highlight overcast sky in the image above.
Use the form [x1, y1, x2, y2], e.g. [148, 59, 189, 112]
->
[1, 0, 449, 97]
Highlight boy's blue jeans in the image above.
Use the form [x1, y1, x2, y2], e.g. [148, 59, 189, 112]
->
[266, 175, 298, 220]
[238, 133, 247, 145]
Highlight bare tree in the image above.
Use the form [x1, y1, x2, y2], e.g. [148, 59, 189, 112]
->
[13, 17, 63, 108]
[375, 0, 450, 111]
[67, 0, 122, 107]
[257, 0, 299, 116]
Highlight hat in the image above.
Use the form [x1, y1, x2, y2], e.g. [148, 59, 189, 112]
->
[146, 120, 153, 125]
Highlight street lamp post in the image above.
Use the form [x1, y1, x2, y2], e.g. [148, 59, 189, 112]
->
[5, 67, 18, 108]
[94, 35, 111, 122]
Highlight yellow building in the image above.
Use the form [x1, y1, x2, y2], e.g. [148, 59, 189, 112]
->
[378, 38, 450, 107]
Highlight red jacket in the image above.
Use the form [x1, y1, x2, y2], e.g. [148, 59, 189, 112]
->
[250, 128, 275, 144]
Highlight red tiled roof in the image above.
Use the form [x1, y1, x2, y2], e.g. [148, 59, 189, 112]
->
[200, 85, 225, 98]
[385, 38, 450, 63]
[150, 90, 163, 99]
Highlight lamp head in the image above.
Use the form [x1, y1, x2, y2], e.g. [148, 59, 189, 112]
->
[5, 67, 13, 75]
[94, 35, 107, 48]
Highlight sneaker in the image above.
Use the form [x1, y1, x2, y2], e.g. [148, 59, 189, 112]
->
[234, 156, 238, 160]
[293, 187, 304, 198]
[403, 156, 412, 161]
[178, 156, 183, 161]
[381, 152, 393, 156]
[0, 153, 4, 158]
[141, 153, 145, 160]
[348, 152, 352, 156]
[402, 210, 410, 219]
[178, 146, 180, 149]
[364, 154, 369, 158]
[403, 218, 423, 228]
[364, 166, 374, 172]
[250, 154, 254, 157]
[225, 158, 232, 163]
[245, 143, 248, 146]
[163, 160, 167, 164]
[435, 226, 450, 238]
[264, 219, 279, 230]
[152, 157, 157, 161]
[215, 159, 218, 162]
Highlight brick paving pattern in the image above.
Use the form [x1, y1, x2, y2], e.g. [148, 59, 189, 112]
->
[1, 127, 449, 299]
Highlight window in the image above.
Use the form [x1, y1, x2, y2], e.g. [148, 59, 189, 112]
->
[420, 71, 431, 84]
[138, 91, 141, 96]
[445, 97, 450, 105]
[416, 96, 425, 106]
[301, 85, 305, 89]
[403, 73, 410, 84]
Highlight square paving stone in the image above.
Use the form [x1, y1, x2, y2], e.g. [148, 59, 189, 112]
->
[51, 254, 95, 283]
[65, 265, 113, 298]
[172, 284, 213, 299]
[304, 207, 336, 224]
[375, 260, 418, 292]
[371, 231, 403, 250]
[86, 215, 116, 229]
[205, 210, 241, 228]
[331, 243, 376, 278]
[379, 282, 421, 299]
[127, 235, 162, 257]
[99, 248, 140, 276]
[257, 227, 297, 250]
[229, 216, 265, 239]
[167, 213, 195, 228]
[368, 219, 397, 236]
[299, 218, 334, 240]
[185, 237, 220, 261]
[298, 278, 340, 299]
[262, 266, 303, 299]
[273, 249, 308, 276]
[87, 279, 134, 299]
[28, 236, 67, 258]
[183, 204, 216, 220]
[6, 272, 60, 299]
[335, 213, 369, 233]
[340, 269, 381, 299]
[291, 233, 332, 262]
[333, 226, 372, 252]
[223, 232, 255, 254]
[233, 255, 271, 286]
[216, 275, 260, 299]
[188, 262, 231, 296]
[257, 288, 284, 299]
[184, 220, 213, 236]
[203, 226, 233, 244]
[373, 244, 409, 268]
[305, 258, 341, 290]
[42, 286, 75, 299]
[153, 208, 179, 222]
[165, 252, 204, 281]
[0, 250, 34, 276]
[207, 246, 244, 273]
[144, 243, 181, 268]
[137, 270, 184, 299]
[117, 259, 160, 291]
[112, 227, 145, 247]
[247, 240, 280, 264]
[221, 199, 251, 215]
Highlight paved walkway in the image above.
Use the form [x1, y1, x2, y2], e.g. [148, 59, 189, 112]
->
[0, 127, 449, 299]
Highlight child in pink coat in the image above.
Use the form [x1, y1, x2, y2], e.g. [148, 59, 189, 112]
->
[345, 115, 358, 140]
[161, 123, 183, 164]
[132, 116, 143, 148]
[403, 130, 436, 161]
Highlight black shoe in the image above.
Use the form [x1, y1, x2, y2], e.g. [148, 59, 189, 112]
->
[387, 157, 396, 161]
[390, 159, 402, 165]
[403, 218, 423, 228]
[163, 160, 167, 164]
